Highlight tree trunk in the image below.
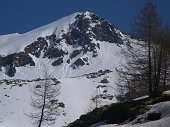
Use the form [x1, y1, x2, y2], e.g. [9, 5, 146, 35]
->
[148, 32, 153, 97]
[163, 53, 168, 91]
[38, 83, 47, 127]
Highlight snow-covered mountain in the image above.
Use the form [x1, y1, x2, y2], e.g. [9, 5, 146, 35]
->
[0, 11, 136, 127]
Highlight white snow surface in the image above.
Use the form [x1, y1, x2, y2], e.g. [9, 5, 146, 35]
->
[133, 95, 149, 101]
[0, 72, 118, 127]
[0, 12, 138, 127]
[163, 90, 170, 96]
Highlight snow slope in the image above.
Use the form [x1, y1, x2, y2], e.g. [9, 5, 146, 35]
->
[0, 11, 135, 127]
[0, 71, 118, 127]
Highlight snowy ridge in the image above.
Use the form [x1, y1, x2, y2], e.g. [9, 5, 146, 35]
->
[0, 12, 79, 55]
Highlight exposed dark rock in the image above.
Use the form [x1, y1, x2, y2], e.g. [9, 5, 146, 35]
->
[44, 48, 68, 59]
[19, 84, 23, 87]
[92, 21, 123, 44]
[0, 52, 35, 77]
[70, 50, 82, 59]
[72, 57, 89, 69]
[62, 34, 73, 45]
[82, 57, 88, 62]
[1, 54, 14, 66]
[103, 90, 107, 93]
[75, 14, 91, 32]
[0, 78, 60, 88]
[75, 12, 123, 44]
[101, 78, 109, 83]
[52, 58, 63, 66]
[97, 43, 100, 49]
[85, 69, 112, 79]
[5, 94, 10, 97]
[72, 58, 85, 69]
[13, 52, 35, 67]
[147, 112, 161, 121]
[58, 102, 65, 108]
[6, 66, 16, 77]
[24, 37, 48, 58]
[36, 85, 42, 88]
[66, 59, 71, 64]
[97, 85, 107, 88]
[70, 28, 82, 40]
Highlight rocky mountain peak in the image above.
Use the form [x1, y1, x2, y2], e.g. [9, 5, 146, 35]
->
[0, 11, 125, 77]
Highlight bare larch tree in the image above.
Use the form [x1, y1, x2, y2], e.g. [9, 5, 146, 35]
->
[28, 68, 64, 127]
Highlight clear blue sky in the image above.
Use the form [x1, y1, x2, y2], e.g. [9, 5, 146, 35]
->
[0, 0, 169, 35]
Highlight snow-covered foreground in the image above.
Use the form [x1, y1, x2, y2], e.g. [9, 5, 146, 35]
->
[0, 73, 118, 127]
[97, 101, 170, 127]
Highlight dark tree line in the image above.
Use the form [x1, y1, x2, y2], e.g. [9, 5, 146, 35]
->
[117, 1, 170, 101]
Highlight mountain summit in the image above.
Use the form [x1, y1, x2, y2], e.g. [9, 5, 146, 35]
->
[0, 12, 135, 127]
[0, 11, 124, 77]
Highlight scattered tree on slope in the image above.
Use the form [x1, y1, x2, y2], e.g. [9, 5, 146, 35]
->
[28, 67, 64, 127]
